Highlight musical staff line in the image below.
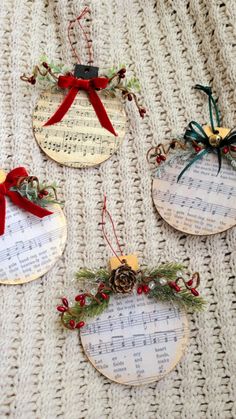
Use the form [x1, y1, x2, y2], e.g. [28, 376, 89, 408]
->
[81, 307, 182, 336]
[39, 131, 116, 157]
[163, 173, 236, 197]
[84, 327, 186, 357]
[0, 227, 65, 263]
[4, 210, 61, 238]
[153, 190, 236, 219]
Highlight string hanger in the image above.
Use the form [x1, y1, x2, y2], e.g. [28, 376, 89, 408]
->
[101, 195, 124, 264]
[68, 7, 94, 65]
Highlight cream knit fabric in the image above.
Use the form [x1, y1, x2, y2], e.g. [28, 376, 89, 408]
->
[0, 0, 236, 418]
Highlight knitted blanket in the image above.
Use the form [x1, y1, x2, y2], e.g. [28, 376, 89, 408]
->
[0, 0, 235, 418]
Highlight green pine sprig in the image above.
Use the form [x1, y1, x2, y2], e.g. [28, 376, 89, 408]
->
[57, 263, 205, 331]
[64, 298, 109, 323]
[102, 67, 146, 117]
[10, 181, 61, 208]
[147, 262, 185, 279]
[148, 284, 205, 311]
[76, 268, 110, 282]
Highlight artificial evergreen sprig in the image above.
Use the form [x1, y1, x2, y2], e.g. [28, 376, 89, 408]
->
[57, 263, 205, 331]
[102, 67, 146, 118]
[20, 55, 69, 88]
[10, 176, 60, 208]
[20, 57, 146, 118]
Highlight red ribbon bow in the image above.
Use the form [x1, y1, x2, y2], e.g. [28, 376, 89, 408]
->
[0, 167, 53, 235]
[44, 75, 117, 136]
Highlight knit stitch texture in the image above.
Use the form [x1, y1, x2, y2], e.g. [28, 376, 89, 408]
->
[0, 1, 235, 418]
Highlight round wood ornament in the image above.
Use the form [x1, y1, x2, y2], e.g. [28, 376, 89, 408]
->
[0, 172, 67, 284]
[80, 292, 188, 385]
[33, 89, 127, 168]
[152, 128, 236, 235]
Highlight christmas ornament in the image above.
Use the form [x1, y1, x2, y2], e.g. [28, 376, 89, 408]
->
[148, 85, 236, 235]
[56, 197, 205, 385]
[0, 168, 66, 284]
[21, 8, 145, 168]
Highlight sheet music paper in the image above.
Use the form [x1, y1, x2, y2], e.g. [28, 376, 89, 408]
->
[152, 152, 236, 235]
[0, 199, 67, 284]
[33, 89, 127, 168]
[80, 293, 188, 385]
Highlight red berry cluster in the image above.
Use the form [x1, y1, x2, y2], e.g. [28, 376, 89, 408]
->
[137, 284, 150, 295]
[57, 283, 112, 330]
[193, 144, 202, 153]
[68, 319, 85, 329]
[193, 143, 234, 156]
[117, 68, 126, 79]
[139, 107, 147, 118]
[28, 76, 36, 85]
[21, 61, 58, 86]
[121, 90, 146, 118]
[222, 146, 229, 154]
[168, 279, 199, 296]
[168, 281, 181, 292]
[75, 283, 110, 307]
[38, 189, 49, 200]
[156, 154, 166, 164]
[57, 298, 85, 329]
[98, 282, 111, 299]
[42, 62, 49, 69]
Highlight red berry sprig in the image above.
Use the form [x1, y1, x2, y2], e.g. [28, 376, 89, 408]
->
[147, 140, 187, 168]
[117, 68, 126, 79]
[168, 272, 200, 297]
[38, 189, 49, 200]
[139, 107, 147, 118]
[168, 281, 181, 292]
[57, 296, 86, 330]
[69, 320, 85, 329]
[75, 293, 86, 306]
[193, 144, 202, 153]
[20, 62, 58, 85]
[63, 284, 111, 330]
[57, 305, 67, 313]
[156, 154, 166, 165]
[222, 146, 229, 154]
[100, 292, 110, 300]
[137, 284, 150, 295]
[108, 68, 146, 119]
[57, 297, 69, 312]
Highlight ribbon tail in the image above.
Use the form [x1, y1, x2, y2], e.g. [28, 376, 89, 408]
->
[216, 148, 222, 175]
[7, 191, 53, 218]
[177, 148, 209, 182]
[221, 129, 236, 147]
[89, 89, 117, 136]
[0, 195, 6, 235]
[44, 87, 78, 126]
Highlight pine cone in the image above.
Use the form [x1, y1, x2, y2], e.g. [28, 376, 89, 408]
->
[109, 264, 137, 294]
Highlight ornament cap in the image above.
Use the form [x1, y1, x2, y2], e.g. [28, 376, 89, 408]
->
[109, 254, 139, 271]
[74, 64, 99, 80]
[203, 125, 230, 141]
